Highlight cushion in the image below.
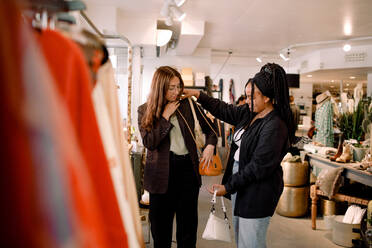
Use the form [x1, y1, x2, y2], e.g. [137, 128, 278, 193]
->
[315, 167, 344, 199]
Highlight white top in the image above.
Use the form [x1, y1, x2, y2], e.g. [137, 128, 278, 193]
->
[169, 114, 189, 155]
[233, 128, 244, 162]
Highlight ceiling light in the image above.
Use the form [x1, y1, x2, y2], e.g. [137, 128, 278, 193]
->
[331, 80, 335, 82]
[344, 21, 352, 36]
[330, 85, 335, 88]
[279, 53, 289, 61]
[256, 57, 262, 63]
[160, 3, 170, 17]
[307, 75, 312, 78]
[174, 0, 186, 7]
[170, 6, 186, 21]
[165, 16, 173, 26]
[156, 29, 173, 47]
[349, 76, 356, 79]
[344, 88, 349, 91]
[346, 83, 350, 86]
[343, 44, 351, 52]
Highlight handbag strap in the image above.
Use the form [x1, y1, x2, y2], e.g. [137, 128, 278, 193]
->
[192, 98, 219, 137]
[211, 190, 229, 222]
[176, 108, 202, 155]
[188, 97, 200, 128]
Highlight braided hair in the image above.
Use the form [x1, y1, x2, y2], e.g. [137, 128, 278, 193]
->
[248, 63, 295, 144]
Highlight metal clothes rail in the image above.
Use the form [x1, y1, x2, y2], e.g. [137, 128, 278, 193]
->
[80, 10, 133, 143]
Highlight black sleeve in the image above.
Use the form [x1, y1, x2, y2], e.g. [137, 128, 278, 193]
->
[137, 105, 173, 151]
[224, 120, 288, 194]
[197, 92, 249, 126]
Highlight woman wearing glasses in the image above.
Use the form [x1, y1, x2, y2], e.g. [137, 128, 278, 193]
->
[183, 63, 295, 248]
[138, 66, 217, 248]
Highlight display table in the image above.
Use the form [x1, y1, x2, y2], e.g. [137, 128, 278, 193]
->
[307, 154, 371, 230]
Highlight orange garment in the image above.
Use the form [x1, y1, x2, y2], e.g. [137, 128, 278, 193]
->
[37, 30, 128, 247]
[0, 1, 108, 247]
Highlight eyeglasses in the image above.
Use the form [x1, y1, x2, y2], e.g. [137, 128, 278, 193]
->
[168, 85, 181, 91]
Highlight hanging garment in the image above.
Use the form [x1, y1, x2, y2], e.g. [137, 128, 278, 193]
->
[92, 62, 142, 248]
[315, 100, 334, 147]
[229, 79, 235, 104]
[37, 29, 128, 247]
[0, 2, 108, 247]
[96, 61, 144, 247]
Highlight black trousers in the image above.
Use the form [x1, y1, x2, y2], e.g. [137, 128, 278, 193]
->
[149, 152, 200, 248]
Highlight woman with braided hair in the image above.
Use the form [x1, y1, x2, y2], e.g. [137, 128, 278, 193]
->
[182, 63, 295, 248]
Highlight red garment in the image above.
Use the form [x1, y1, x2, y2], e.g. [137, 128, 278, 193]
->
[0, 2, 109, 247]
[37, 30, 128, 247]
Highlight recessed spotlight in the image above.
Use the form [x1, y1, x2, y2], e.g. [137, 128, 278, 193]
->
[346, 83, 350, 86]
[331, 80, 335, 82]
[344, 22, 352, 36]
[349, 76, 356, 79]
[343, 44, 351, 52]
[307, 75, 312, 78]
[256, 57, 262, 63]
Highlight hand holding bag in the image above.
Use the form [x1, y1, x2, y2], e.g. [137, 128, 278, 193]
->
[177, 98, 222, 176]
[202, 190, 232, 242]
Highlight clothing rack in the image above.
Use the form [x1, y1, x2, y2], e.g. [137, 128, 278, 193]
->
[80, 10, 133, 143]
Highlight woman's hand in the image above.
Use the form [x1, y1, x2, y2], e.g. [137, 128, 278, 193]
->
[182, 89, 200, 99]
[162, 101, 180, 120]
[200, 144, 214, 166]
[208, 184, 227, 196]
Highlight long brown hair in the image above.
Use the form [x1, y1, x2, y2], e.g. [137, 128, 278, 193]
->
[141, 66, 184, 131]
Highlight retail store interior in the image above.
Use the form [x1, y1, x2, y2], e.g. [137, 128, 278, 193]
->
[2, 0, 372, 247]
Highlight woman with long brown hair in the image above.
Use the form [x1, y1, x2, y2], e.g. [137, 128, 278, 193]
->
[137, 66, 217, 248]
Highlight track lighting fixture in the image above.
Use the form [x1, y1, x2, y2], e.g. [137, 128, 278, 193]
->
[170, 6, 186, 21]
[160, 0, 187, 26]
[280, 53, 289, 61]
[156, 29, 173, 47]
[174, 0, 186, 7]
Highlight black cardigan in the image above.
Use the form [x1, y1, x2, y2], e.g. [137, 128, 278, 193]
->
[198, 92, 288, 218]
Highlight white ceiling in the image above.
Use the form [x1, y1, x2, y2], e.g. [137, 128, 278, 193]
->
[85, 0, 372, 83]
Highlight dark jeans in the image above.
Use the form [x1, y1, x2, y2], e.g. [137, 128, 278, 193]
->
[149, 152, 200, 248]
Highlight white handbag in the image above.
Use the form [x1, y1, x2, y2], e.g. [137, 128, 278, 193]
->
[202, 190, 232, 243]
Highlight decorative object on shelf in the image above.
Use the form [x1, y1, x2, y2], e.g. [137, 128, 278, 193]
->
[205, 76, 213, 97]
[336, 143, 352, 163]
[331, 133, 345, 161]
[181, 67, 194, 86]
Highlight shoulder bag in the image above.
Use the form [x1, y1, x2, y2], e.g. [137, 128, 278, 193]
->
[177, 98, 222, 176]
[202, 190, 232, 242]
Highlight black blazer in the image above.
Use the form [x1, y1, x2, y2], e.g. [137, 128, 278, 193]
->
[138, 98, 217, 194]
[198, 92, 288, 218]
